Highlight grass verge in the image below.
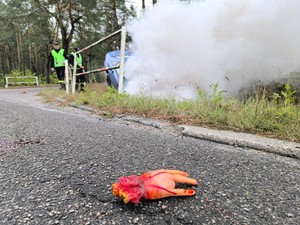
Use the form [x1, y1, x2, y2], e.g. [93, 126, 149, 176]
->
[40, 83, 300, 142]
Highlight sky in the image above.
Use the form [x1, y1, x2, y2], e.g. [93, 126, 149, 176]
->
[124, 0, 300, 99]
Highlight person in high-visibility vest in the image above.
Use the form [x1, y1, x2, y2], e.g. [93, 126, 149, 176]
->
[50, 41, 68, 89]
[68, 47, 86, 92]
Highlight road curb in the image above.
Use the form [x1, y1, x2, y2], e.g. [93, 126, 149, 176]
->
[69, 103, 96, 112]
[68, 102, 300, 160]
[180, 125, 300, 159]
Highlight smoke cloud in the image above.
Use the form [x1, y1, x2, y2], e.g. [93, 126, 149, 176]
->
[125, 0, 300, 99]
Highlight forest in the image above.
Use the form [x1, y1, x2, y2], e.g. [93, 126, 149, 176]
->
[0, 0, 163, 84]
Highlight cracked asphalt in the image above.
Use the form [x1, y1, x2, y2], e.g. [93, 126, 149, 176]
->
[0, 87, 299, 225]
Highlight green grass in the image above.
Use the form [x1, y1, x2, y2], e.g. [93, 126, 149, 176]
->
[41, 83, 300, 142]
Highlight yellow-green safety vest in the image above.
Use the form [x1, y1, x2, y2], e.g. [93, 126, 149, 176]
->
[70, 52, 83, 68]
[51, 49, 65, 67]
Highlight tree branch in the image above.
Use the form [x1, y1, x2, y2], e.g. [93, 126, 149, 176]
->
[33, 0, 54, 16]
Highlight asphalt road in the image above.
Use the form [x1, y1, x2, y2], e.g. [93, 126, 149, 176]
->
[0, 88, 299, 225]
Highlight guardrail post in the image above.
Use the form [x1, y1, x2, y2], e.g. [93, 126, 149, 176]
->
[118, 26, 126, 93]
[5, 77, 8, 88]
[72, 53, 77, 94]
[65, 60, 69, 94]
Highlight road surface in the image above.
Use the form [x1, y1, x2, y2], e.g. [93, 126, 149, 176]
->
[0, 88, 299, 224]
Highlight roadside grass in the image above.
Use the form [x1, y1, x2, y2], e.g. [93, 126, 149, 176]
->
[40, 83, 300, 142]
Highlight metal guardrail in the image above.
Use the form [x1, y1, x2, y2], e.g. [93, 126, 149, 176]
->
[75, 65, 120, 76]
[68, 26, 126, 94]
[5, 76, 39, 88]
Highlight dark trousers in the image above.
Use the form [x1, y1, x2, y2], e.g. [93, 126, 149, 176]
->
[76, 69, 86, 84]
[73, 68, 86, 91]
[55, 67, 65, 81]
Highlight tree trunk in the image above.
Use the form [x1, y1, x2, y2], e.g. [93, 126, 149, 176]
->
[16, 31, 21, 68]
[61, 27, 69, 53]
[34, 0, 82, 54]
[142, 0, 145, 9]
[0, 46, 5, 74]
[106, 0, 120, 51]
[5, 45, 11, 73]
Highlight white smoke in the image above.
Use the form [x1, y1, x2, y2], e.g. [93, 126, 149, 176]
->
[125, 0, 300, 99]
